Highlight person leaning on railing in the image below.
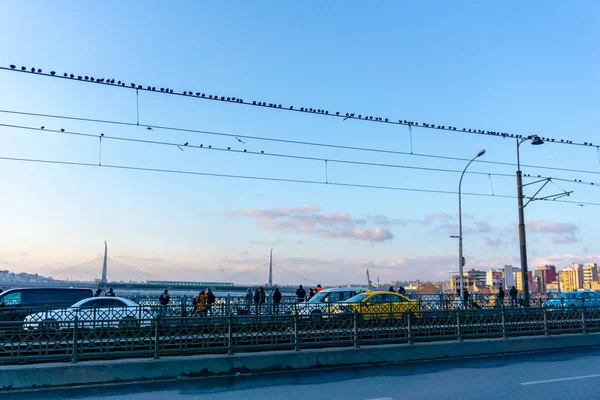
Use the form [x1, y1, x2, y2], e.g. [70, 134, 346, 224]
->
[497, 286, 505, 308]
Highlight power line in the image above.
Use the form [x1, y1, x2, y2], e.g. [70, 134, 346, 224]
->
[0, 122, 518, 180]
[2, 108, 600, 177]
[0, 153, 599, 206]
[3, 121, 600, 188]
[2, 65, 597, 149]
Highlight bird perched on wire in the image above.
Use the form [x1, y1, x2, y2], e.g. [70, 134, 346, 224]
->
[40, 126, 45, 130]
[146, 127, 154, 131]
[60, 128, 65, 132]
[235, 137, 245, 144]
[183, 142, 188, 146]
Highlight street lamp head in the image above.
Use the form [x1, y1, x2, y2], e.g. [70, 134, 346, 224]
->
[476, 149, 486, 158]
[531, 136, 544, 145]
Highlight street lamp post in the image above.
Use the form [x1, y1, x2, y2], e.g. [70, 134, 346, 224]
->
[458, 149, 486, 307]
[516, 136, 543, 307]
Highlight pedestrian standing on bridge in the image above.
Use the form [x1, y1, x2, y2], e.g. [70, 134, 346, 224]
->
[296, 285, 306, 302]
[308, 288, 315, 300]
[273, 288, 282, 314]
[194, 290, 207, 316]
[389, 286, 395, 293]
[259, 287, 266, 314]
[509, 286, 518, 308]
[497, 286, 505, 308]
[159, 289, 170, 317]
[206, 288, 216, 316]
[105, 288, 116, 297]
[463, 288, 470, 309]
[398, 286, 406, 295]
[94, 288, 102, 297]
[317, 284, 323, 292]
[244, 288, 252, 314]
[254, 288, 260, 314]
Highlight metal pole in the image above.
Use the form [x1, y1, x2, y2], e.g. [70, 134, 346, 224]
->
[458, 150, 484, 307]
[516, 139, 530, 307]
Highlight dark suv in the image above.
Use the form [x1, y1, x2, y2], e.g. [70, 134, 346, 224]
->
[0, 287, 94, 322]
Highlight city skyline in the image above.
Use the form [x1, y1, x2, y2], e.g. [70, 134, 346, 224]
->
[0, 1, 599, 285]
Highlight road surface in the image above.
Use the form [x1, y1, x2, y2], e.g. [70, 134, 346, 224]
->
[3, 347, 600, 399]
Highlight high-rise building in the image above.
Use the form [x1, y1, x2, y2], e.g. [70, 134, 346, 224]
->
[449, 275, 479, 292]
[516, 271, 535, 292]
[486, 269, 503, 287]
[559, 265, 584, 292]
[502, 265, 520, 289]
[534, 265, 557, 293]
[464, 268, 487, 287]
[583, 263, 598, 287]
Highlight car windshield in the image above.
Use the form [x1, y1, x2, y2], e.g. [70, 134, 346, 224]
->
[344, 293, 369, 303]
[557, 293, 579, 300]
[309, 292, 328, 302]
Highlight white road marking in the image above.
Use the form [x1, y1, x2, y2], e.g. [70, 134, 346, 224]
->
[521, 374, 600, 385]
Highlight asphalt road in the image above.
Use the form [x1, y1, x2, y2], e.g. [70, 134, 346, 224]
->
[3, 347, 600, 400]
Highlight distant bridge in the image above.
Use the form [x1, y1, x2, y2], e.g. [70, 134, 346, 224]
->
[2, 244, 318, 291]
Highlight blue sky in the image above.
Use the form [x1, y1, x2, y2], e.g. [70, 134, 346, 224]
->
[0, 1, 598, 285]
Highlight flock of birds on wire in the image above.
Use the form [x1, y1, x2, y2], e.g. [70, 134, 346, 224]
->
[5, 64, 597, 148]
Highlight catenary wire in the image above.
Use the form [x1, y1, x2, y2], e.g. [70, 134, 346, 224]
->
[1, 108, 600, 177]
[0, 154, 598, 206]
[2, 121, 598, 188]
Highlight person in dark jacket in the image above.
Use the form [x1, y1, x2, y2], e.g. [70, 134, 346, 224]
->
[94, 288, 102, 297]
[497, 286, 505, 308]
[254, 288, 260, 314]
[296, 285, 306, 302]
[463, 288, 470, 308]
[308, 288, 315, 300]
[206, 288, 216, 316]
[105, 288, 116, 297]
[259, 287, 266, 304]
[398, 286, 406, 295]
[509, 286, 518, 308]
[273, 288, 282, 314]
[159, 289, 170, 317]
[388, 286, 395, 293]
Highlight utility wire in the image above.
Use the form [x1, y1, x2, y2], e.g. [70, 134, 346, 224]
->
[0, 154, 599, 206]
[2, 109, 600, 177]
[0, 122, 516, 179]
[2, 122, 599, 188]
[2, 65, 597, 149]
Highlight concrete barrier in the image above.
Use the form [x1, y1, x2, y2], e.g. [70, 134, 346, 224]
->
[3, 332, 600, 391]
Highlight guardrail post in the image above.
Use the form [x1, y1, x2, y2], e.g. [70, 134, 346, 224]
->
[226, 295, 231, 315]
[154, 316, 160, 359]
[501, 308, 507, 339]
[407, 313, 413, 345]
[581, 305, 587, 334]
[456, 311, 462, 342]
[294, 307, 299, 351]
[71, 316, 78, 364]
[353, 312, 359, 348]
[228, 313, 234, 355]
[543, 308, 549, 336]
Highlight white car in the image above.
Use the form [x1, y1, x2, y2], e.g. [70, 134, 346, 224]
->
[23, 297, 154, 331]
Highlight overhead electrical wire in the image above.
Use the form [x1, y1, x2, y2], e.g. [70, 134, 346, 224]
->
[2, 64, 598, 149]
[2, 108, 600, 177]
[0, 154, 598, 206]
[2, 121, 599, 188]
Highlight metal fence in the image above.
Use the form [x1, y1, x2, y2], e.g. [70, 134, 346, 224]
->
[1, 304, 599, 366]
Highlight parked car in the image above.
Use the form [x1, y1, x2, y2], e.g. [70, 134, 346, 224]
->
[331, 291, 420, 320]
[23, 297, 154, 331]
[542, 291, 600, 310]
[294, 287, 367, 318]
[0, 288, 94, 322]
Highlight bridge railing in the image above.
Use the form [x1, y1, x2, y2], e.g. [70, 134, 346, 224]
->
[1, 304, 600, 365]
